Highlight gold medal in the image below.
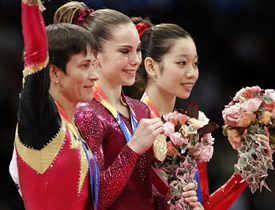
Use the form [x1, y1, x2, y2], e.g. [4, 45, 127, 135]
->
[153, 134, 167, 161]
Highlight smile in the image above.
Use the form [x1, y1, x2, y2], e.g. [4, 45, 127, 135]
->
[123, 69, 136, 74]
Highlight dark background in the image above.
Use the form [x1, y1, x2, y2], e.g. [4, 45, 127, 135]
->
[0, 0, 274, 209]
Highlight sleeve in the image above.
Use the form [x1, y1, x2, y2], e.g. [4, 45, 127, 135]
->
[203, 173, 248, 210]
[75, 104, 140, 209]
[18, 1, 61, 150]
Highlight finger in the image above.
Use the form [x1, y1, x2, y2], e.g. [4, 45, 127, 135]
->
[184, 196, 198, 203]
[257, 134, 269, 142]
[189, 201, 203, 209]
[188, 201, 198, 208]
[182, 191, 196, 198]
[183, 182, 197, 191]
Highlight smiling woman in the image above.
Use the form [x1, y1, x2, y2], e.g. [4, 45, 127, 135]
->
[131, 17, 248, 210]
[54, 1, 168, 209]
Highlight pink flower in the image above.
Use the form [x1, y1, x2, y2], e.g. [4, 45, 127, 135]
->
[163, 121, 175, 138]
[241, 98, 262, 112]
[164, 111, 189, 125]
[178, 114, 190, 125]
[201, 133, 214, 145]
[265, 89, 275, 96]
[197, 145, 213, 162]
[170, 132, 187, 146]
[233, 86, 262, 101]
[222, 103, 256, 127]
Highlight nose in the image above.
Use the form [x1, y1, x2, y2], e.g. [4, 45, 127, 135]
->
[185, 64, 198, 79]
[130, 51, 142, 66]
[89, 65, 99, 81]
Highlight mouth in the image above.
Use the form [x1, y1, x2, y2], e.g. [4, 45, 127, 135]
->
[84, 84, 94, 89]
[122, 69, 137, 75]
[180, 82, 195, 90]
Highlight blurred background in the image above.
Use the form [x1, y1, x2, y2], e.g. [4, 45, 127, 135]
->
[0, 0, 274, 209]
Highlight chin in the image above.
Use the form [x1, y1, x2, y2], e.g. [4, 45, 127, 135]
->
[177, 93, 191, 100]
[80, 96, 93, 103]
[123, 80, 135, 86]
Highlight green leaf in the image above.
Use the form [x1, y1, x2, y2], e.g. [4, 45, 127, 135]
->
[263, 95, 272, 103]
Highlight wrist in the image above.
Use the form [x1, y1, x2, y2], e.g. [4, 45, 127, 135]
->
[127, 139, 142, 155]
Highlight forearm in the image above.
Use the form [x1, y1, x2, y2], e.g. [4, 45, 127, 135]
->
[203, 173, 247, 210]
[22, 0, 47, 67]
[19, 0, 59, 149]
[98, 145, 139, 209]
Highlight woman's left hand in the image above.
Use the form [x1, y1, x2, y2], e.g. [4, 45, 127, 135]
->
[182, 182, 204, 210]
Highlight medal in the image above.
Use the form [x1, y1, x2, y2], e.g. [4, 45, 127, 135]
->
[153, 134, 167, 161]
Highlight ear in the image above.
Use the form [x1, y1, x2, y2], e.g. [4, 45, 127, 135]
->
[93, 50, 102, 68]
[144, 57, 157, 78]
[49, 65, 61, 84]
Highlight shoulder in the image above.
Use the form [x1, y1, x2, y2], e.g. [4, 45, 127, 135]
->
[125, 96, 150, 119]
[75, 99, 105, 124]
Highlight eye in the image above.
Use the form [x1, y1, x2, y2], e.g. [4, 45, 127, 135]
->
[81, 64, 89, 68]
[137, 47, 141, 52]
[195, 61, 200, 67]
[121, 49, 129, 54]
[80, 62, 90, 69]
[177, 61, 186, 65]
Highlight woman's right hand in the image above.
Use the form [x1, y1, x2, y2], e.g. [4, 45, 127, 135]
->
[128, 118, 164, 154]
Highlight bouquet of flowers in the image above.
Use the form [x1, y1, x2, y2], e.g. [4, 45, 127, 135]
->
[157, 101, 218, 210]
[222, 86, 275, 193]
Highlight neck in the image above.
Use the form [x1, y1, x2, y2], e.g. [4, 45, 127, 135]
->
[97, 79, 122, 107]
[145, 85, 176, 116]
[49, 85, 76, 124]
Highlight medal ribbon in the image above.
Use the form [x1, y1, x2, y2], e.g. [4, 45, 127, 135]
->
[141, 93, 161, 118]
[141, 93, 203, 203]
[93, 82, 138, 143]
[56, 103, 100, 210]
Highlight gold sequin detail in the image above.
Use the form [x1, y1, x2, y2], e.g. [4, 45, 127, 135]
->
[23, 55, 49, 78]
[15, 118, 66, 174]
[66, 122, 89, 195]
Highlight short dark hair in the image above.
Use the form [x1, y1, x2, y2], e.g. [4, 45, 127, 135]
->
[46, 23, 95, 72]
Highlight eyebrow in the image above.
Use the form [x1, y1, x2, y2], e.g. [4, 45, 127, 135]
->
[116, 43, 141, 48]
[175, 54, 198, 58]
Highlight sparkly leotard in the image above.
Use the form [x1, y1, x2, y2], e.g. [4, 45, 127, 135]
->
[75, 97, 156, 209]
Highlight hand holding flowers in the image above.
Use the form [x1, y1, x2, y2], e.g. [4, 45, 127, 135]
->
[222, 86, 275, 193]
[158, 101, 218, 209]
